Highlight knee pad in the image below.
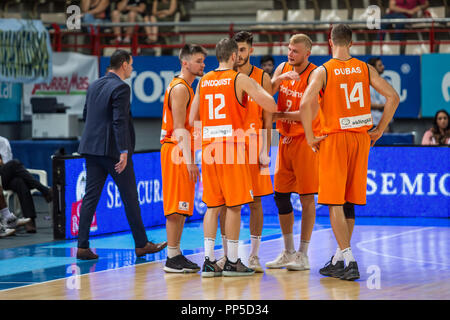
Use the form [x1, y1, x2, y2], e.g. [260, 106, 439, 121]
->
[274, 192, 293, 215]
[343, 202, 355, 219]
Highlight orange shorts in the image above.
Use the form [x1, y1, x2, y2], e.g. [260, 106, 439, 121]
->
[318, 131, 371, 205]
[161, 142, 195, 216]
[201, 142, 254, 207]
[246, 134, 273, 197]
[274, 134, 319, 195]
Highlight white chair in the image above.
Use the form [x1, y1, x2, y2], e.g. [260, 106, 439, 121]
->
[350, 42, 366, 55]
[1, 169, 49, 217]
[405, 41, 430, 55]
[252, 45, 270, 56]
[272, 45, 288, 55]
[40, 13, 67, 24]
[311, 45, 329, 55]
[285, 9, 315, 29]
[371, 43, 401, 55]
[352, 7, 375, 29]
[253, 9, 284, 30]
[439, 44, 450, 53]
[413, 7, 446, 28]
[317, 9, 349, 29]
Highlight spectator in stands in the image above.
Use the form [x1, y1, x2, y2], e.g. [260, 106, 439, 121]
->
[382, 0, 429, 40]
[81, 0, 111, 24]
[260, 55, 275, 78]
[111, 0, 147, 44]
[368, 57, 393, 132]
[144, 0, 178, 44]
[0, 136, 53, 233]
[422, 109, 450, 145]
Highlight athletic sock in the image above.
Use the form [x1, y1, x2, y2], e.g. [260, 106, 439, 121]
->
[222, 234, 228, 257]
[332, 246, 344, 265]
[299, 240, 310, 255]
[283, 233, 295, 254]
[227, 239, 239, 263]
[250, 235, 261, 257]
[167, 246, 179, 259]
[342, 247, 356, 267]
[204, 238, 216, 261]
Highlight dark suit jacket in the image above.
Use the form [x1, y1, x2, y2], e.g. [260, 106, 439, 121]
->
[79, 72, 135, 159]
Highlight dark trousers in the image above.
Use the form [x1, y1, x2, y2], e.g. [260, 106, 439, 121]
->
[77, 154, 148, 249]
[0, 160, 50, 219]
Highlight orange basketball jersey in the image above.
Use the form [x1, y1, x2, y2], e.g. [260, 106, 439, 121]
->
[198, 69, 247, 145]
[243, 66, 266, 133]
[321, 58, 372, 134]
[160, 76, 195, 145]
[277, 62, 321, 137]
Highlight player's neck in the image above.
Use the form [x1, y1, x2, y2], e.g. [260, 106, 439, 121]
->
[217, 61, 234, 71]
[178, 70, 196, 86]
[332, 47, 352, 61]
[293, 60, 310, 74]
[238, 62, 253, 76]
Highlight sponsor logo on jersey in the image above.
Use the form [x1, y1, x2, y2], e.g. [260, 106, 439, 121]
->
[339, 113, 372, 129]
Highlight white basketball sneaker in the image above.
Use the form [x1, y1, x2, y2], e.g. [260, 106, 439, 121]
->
[286, 252, 310, 271]
[265, 250, 296, 269]
[248, 255, 264, 273]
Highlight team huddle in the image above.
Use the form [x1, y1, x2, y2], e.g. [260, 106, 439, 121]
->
[160, 24, 399, 281]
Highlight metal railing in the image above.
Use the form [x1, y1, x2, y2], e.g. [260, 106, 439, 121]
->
[45, 18, 450, 56]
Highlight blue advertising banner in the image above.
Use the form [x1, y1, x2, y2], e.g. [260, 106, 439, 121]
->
[100, 55, 220, 118]
[60, 146, 448, 239]
[421, 53, 450, 118]
[0, 82, 21, 122]
[100, 55, 421, 118]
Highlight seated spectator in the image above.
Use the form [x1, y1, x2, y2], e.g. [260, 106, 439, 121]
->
[422, 109, 450, 145]
[381, 0, 429, 40]
[81, 0, 111, 25]
[0, 184, 30, 237]
[368, 57, 393, 132]
[0, 136, 53, 233]
[111, 0, 147, 44]
[144, 0, 178, 44]
[260, 55, 275, 78]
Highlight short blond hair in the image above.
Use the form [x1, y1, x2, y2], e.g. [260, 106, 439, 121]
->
[289, 34, 312, 50]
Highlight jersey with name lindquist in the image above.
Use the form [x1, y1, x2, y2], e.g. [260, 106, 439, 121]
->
[198, 69, 247, 145]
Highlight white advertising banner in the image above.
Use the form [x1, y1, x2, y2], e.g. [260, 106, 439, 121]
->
[23, 52, 98, 116]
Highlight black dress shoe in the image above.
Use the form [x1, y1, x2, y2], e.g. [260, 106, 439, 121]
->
[25, 218, 36, 233]
[135, 241, 168, 257]
[77, 248, 99, 260]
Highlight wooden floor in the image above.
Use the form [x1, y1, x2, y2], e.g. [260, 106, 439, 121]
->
[0, 224, 448, 300]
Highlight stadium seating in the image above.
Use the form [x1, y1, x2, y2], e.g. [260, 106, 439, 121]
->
[317, 9, 349, 29]
[284, 9, 315, 29]
[371, 43, 401, 55]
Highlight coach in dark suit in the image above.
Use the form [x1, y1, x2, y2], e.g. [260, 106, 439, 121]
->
[76, 50, 167, 260]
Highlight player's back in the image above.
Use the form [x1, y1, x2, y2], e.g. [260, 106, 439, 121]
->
[321, 57, 372, 134]
[198, 69, 247, 145]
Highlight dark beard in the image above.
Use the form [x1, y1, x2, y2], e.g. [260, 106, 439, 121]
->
[238, 55, 250, 67]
